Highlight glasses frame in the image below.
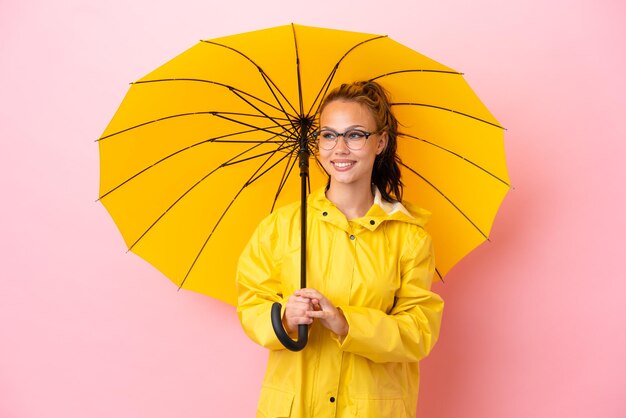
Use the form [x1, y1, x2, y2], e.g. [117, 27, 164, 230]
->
[315, 128, 380, 151]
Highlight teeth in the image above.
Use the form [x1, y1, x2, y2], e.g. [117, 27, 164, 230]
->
[333, 162, 354, 168]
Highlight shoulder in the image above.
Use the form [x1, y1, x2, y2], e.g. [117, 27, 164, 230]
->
[372, 187, 430, 229]
[383, 200, 433, 257]
[399, 200, 431, 229]
[256, 199, 300, 233]
[388, 216, 431, 249]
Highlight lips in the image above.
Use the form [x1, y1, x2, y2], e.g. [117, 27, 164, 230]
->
[331, 160, 355, 170]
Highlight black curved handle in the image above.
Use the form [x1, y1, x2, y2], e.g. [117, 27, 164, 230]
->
[271, 302, 308, 351]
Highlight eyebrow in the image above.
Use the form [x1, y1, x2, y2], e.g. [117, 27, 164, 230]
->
[319, 125, 368, 131]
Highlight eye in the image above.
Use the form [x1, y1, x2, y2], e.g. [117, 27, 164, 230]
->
[346, 130, 366, 140]
[319, 130, 337, 140]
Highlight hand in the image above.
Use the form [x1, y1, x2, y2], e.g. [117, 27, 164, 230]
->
[296, 288, 349, 338]
[283, 292, 315, 335]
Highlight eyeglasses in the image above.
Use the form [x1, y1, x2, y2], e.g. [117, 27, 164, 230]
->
[316, 128, 379, 151]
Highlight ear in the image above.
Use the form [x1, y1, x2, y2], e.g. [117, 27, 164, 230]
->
[375, 131, 388, 155]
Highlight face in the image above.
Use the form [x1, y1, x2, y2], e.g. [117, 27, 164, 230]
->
[318, 100, 387, 189]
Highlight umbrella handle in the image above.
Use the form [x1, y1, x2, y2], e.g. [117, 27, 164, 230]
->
[271, 302, 308, 351]
[269, 120, 311, 352]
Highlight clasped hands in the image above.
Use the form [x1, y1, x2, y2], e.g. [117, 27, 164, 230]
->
[282, 288, 349, 338]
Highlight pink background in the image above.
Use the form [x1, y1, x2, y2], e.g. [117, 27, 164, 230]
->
[2, 0, 625, 417]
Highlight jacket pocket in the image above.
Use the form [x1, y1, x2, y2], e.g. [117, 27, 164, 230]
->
[355, 398, 408, 418]
[257, 386, 295, 418]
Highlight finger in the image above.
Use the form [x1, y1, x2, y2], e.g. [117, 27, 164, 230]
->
[302, 294, 331, 311]
[294, 289, 317, 297]
[286, 304, 313, 317]
[285, 316, 312, 332]
[298, 289, 324, 300]
[287, 296, 313, 305]
[292, 316, 313, 325]
[288, 293, 311, 301]
[306, 310, 330, 319]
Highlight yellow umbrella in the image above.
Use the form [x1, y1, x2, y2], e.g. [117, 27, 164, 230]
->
[99, 23, 509, 310]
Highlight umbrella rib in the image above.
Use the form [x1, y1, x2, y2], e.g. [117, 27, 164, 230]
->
[212, 113, 296, 140]
[133, 78, 295, 121]
[305, 137, 322, 194]
[126, 139, 296, 253]
[401, 162, 489, 240]
[310, 154, 323, 172]
[306, 65, 338, 119]
[291, 23, 305, 116]
[393, 103, 505, 129]
[310, 152, 329, 178]
[178, 143, 300, 288]
[98, 126, 290, 200]
[224, 89, 299, 137]
[307, 34, 387, 116]
[309, 153, 331, 197]
[200, 41, 300, 117]
[246, 142, 299, 186]
[399, 133, 510, 187]
[224, 141, 298, 169]
[270, 150, 300, 212]
[98, 111, 289, 142]
[263, 116, 319, 212]
[258, 69, 300, 121]
[370, 69, 463, 80]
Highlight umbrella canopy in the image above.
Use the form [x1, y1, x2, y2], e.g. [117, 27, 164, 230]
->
[98, 24, 510, 306]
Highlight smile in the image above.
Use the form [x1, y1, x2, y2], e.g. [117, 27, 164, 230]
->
[332, 161, 355, 168]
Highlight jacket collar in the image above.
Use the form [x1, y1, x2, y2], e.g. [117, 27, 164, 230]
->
[308, 186, 430, 231]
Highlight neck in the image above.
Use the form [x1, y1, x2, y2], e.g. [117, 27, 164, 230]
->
[326, 181, 374, 220]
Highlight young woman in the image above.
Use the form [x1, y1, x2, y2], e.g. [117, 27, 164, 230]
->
[237, 81, 444, 418]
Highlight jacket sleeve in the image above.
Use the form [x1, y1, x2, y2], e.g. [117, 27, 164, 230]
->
[236, 214, 289, 351]
[336, 229, 444, 363]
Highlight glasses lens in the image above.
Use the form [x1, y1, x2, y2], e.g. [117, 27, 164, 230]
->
[344, 130, 367, 150]
[318, 130, 337, 150]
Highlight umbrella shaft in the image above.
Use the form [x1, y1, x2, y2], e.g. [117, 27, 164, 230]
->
[299, 149, 309, 289]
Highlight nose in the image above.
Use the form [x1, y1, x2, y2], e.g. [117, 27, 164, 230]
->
[333, 136, 350, 153]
